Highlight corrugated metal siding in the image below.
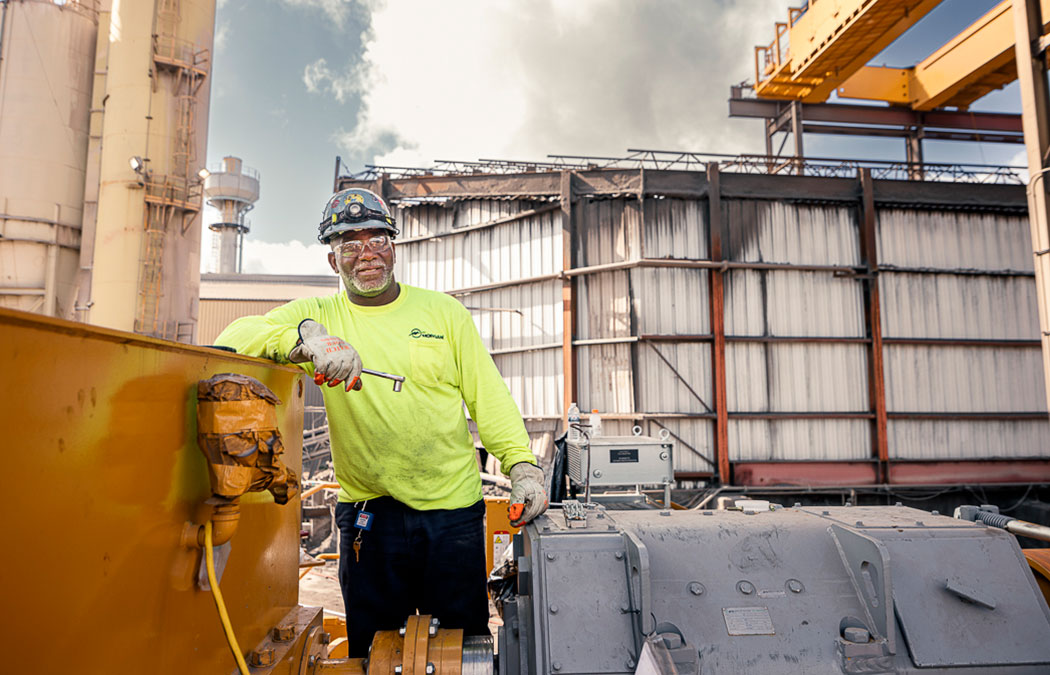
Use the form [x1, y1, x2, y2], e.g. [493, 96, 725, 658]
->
[877, 208, 1048, 460]
[884, 346, 1045, 413]
[881, 274, 1038, 339]
[197, 299, 285, 344]
[330, 175, 1050, 479]
[877, 210, 1032, 271]
[725, 201, 860, 265]
[888, 421, 1050, 460]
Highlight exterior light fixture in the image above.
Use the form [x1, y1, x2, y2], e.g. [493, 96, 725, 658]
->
[129, 156, 144, 173]
[198, 168, 210, 180]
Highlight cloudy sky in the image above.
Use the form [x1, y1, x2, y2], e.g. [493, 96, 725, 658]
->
[202, 0, 1016, 275]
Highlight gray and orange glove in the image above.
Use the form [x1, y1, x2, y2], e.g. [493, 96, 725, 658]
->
[508, 462, 548, 527]
[288, 319, 363, 392]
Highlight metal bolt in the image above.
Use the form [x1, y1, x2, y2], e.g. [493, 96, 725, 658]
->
[660, 510, 671, 517]
[702, 511, 713, 516]
[615, 551, 624, 560]
[552, 663, 562, 671]
[621, 604, 630, 612]
[688, 582, 705, 596]
[855, 521, 864, 527]
[787, 579, 804, 594]
[309, 655, 319, 667]
[627, 658, 636, 668]
[320, 632, 331, 645]
[549, 604, 559, 614]
[822, 510, 830, 516]
[843, 627, 870, 644]
[737, 580, 755, 595]
[895, 501, 903, 507]
[915, 521, 924, 526]
[546, 552, 556, 561]
[593, 469, 603, 478]
[793, 502, 802, 508]
[249, 648, 275, 667]
[845, 501, 852, 507]
[272, 625, 295, 642]
[931, 510, 940, 515]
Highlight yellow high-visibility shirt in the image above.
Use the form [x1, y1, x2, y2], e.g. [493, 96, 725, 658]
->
[214, 283, 537, 510]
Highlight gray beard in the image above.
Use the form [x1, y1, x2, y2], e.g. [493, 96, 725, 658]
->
[343, 268, 393, 297]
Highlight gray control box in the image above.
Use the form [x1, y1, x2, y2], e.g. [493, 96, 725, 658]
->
[566, 434, 672, 488]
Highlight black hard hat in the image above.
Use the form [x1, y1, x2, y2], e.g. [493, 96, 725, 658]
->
[318, 188, 399, 244]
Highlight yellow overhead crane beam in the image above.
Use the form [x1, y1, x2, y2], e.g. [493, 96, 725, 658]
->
[754, 0, 943, 102]
[838, 0, 1050, 109]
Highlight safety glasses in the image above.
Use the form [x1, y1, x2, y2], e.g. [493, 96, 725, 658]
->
[335, 234, 392, 258]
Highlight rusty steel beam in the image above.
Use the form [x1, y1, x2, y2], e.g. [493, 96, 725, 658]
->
[859, 169, 891, 483]
[734, 461, 879, 487]
[560, 171, 577, 432]
[729, 97, 1024, 132]
[888, 459, 1050, 484]
[707, 163, 730, 484]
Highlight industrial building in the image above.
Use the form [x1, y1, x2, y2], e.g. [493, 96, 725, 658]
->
[10, 0, 1050, 673]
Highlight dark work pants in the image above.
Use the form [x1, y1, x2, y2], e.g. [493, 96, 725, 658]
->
[335, 497, 489, 658]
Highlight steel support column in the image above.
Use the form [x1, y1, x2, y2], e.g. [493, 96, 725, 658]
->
[560, 171, 577, 429]
[1014, 0, 1050, 417]
[707, 164, 730, 483]
[859, 169, 890, 482]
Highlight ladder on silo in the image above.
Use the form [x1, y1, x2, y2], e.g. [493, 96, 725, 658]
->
[134, 0, 209, 340]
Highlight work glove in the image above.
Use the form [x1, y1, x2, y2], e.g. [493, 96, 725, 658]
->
[508, 462, 548, 528]
[288, 319, 363, 392]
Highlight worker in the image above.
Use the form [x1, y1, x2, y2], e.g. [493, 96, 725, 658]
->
[214, 187, 548, 656]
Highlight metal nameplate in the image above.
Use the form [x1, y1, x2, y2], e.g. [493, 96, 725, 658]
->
[723, 607, 775, 636]
[609, 448, 639, 463]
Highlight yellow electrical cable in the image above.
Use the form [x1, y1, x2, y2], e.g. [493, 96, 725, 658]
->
[205, 520, 251, 675]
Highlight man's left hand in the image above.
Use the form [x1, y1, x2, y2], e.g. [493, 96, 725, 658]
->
[508, 462, 548, 527]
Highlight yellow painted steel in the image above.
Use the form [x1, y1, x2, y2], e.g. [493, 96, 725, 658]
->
[1, 307, 306, 673]
[754, 0, 942, 102]
[484, 496, 519, 575]
[838, 0, 1050, 109]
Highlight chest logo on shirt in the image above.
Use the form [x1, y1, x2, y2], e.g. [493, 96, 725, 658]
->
[409, 328, 445, 340]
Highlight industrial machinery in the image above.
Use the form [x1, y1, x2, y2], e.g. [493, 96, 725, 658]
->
[566, 428, 674, 506]
[498, 502, 1050, 674]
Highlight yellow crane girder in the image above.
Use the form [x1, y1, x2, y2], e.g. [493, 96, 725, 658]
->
[838, 0, 1050, 110]
[754, 0, 943, 102]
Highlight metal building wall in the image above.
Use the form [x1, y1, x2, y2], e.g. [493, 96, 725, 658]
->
[877, 208, 1050, 461]
[342, 168, 1050, 485]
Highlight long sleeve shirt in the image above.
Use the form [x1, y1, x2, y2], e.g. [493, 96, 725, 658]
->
[214, 283, 537, 510]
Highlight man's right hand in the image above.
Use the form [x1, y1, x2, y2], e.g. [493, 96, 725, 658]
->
[288, 319, 363, 391]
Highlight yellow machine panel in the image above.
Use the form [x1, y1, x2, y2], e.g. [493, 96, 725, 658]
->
[1, 307, 306, 673]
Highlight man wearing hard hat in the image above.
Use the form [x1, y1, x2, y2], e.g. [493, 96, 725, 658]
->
[215, 187, 547, 657]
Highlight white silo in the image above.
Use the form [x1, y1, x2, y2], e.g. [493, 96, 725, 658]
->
[203, 156, 259, 273]
[0, 0, 99, 318]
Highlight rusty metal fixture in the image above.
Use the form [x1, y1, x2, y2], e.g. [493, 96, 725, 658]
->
[273, 625, 296, 642]
[249, 647, 275, 667]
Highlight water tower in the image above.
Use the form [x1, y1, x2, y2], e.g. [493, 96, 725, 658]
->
[203, 156, 260, 273]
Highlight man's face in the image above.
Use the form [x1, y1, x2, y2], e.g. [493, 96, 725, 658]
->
[328, 228, 396, 297]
